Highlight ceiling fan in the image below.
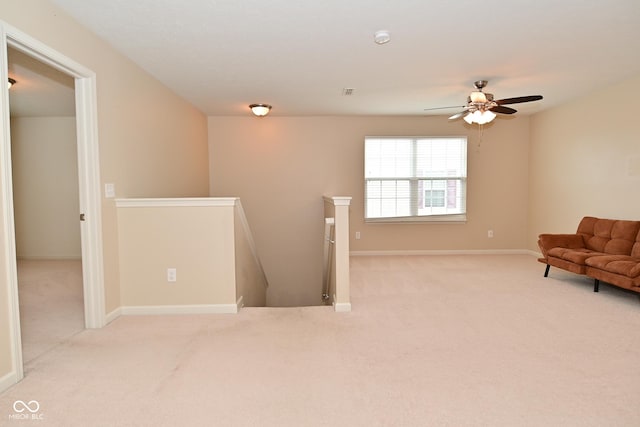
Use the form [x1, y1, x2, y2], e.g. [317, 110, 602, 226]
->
[426, 80, 543, 125]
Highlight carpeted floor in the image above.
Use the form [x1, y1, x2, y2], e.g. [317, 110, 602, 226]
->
[16, 259, 84, 365]
[1, 254, 639, 426]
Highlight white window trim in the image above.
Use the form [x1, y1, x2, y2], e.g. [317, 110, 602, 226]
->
[364, 136, 467, 223]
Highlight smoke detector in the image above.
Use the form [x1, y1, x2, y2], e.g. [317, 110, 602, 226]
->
[374, 30, 391, 45]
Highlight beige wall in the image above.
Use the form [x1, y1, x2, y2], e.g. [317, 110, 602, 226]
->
[10, 116, 80, 259]
[528, 73, 640, 250]
[116, 199, 266, 311]
[209, 116, 531, 306]
[234, 203, 268, 307]
[0, 0, 209, 384]
[117, 204, 236, 307]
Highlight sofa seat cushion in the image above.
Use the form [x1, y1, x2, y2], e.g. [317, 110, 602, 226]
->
[585, 255, 640, 278]
[547, 247, 603, 265]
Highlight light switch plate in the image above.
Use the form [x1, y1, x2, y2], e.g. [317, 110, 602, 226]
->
[105, 183, 115, 198]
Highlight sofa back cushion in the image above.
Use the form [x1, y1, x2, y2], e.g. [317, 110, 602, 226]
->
[632, 232, 640, 259]
[577, 217, 640, 255]
[576, 217, 608, 251]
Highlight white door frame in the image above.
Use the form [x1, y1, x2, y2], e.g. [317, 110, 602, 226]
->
[0, 22, 105, 383]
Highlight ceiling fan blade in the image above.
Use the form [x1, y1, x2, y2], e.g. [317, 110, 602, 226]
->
[448, 111, 468, 120]
[490, 105, 517, 115]
[495, 95, 543, 105]
[424, 105, 465, 111]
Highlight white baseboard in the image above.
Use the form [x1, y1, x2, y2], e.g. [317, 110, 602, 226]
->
[0, 370, 18, 394]
[528, 250, 543, 258]
[120, 303, 239, 315]
[350, 249, 534, 256]
[333, 302, 352, 312]
[107, 297, 245, 320]
[332, 294, 351, 312]
[105, 307, 122, 324]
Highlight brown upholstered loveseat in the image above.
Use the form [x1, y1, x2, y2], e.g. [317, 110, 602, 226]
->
[537, 216, 640, 293]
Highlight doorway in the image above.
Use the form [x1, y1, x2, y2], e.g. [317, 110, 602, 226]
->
[8, 46, 84, 365]
[1, 23, 105, 383]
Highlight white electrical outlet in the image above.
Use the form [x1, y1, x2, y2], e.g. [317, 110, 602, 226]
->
[488, 230, 494, 238]
[167, 268, 177, 282]
[355, 231, 361, 240]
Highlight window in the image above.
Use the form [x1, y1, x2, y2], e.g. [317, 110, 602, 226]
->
[364, 137, 467, 222]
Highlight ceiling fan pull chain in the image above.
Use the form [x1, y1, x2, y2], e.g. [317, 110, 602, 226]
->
[477, 124, 484, 149]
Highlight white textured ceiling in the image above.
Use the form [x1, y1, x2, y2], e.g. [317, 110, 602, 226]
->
[13, 0, 640, 117]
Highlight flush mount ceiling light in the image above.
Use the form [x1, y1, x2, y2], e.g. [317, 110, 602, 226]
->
[7, 77, 16, 89]
[249, 104, 272, 117]
[374, 30, 391, 45]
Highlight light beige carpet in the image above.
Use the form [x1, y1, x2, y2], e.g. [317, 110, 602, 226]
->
[1, 254, 639, 426]
[16, 259, 84, 365]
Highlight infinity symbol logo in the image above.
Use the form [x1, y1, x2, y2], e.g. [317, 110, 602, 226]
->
[13, 400, 40, 413]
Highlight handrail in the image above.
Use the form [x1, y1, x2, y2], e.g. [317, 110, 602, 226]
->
[323, 196, 352, 312]
[322, 217, 335, 302]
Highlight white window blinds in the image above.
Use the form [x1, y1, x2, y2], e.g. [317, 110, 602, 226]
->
[364, 137, 467, 222]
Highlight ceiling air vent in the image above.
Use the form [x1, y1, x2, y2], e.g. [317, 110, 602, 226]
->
[342, 88, 355, 96]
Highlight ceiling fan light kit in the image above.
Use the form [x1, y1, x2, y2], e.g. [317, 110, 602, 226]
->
[463, 110, 496, 125]
[469, 91, 488, 103]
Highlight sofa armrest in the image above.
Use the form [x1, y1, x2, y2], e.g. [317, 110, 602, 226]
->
[538, 233, 585, 259]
